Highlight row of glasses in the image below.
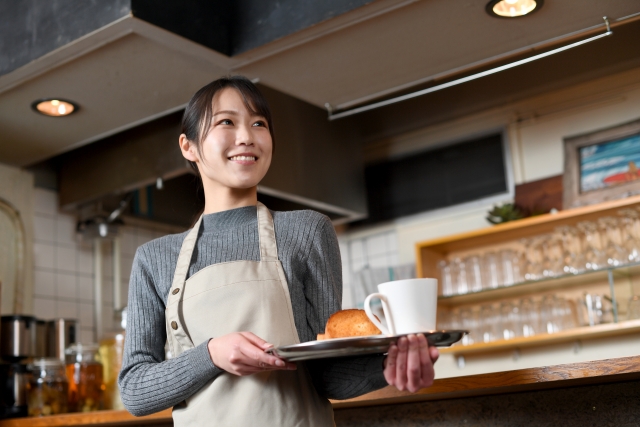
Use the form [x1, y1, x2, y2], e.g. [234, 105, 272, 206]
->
[438, 294, 581, 345]
[438, 249, 524, 296]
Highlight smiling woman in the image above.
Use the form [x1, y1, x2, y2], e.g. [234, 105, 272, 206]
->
[118, 76, 438, 427]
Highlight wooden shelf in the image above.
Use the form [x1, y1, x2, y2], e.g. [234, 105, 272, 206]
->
[439, 318, 640, 356]
[437, 267, 615, 306]
[0, 409, 172, 427]
[415, 194, 640, 280]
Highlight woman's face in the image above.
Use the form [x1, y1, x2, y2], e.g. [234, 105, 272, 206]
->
[189, 88, 273, 192]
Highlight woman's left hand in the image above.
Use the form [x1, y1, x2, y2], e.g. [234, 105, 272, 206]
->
[383, 334, 439, 393]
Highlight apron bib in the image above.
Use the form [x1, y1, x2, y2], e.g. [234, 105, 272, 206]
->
[165, 203, 334, 427]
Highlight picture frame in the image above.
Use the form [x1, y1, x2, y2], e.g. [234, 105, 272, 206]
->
[563, 118, 640, 209]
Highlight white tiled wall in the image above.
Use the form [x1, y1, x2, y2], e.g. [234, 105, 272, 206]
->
[339, 229, 401, 309]
[32, 188, 174, 344]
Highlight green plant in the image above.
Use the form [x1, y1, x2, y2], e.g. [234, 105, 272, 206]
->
[486, 203, 524, 225]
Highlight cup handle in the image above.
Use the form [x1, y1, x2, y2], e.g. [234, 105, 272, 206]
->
[364, 293, 394, 335]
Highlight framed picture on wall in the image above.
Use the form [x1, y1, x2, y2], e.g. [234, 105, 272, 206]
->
[563, 118, 640, 209]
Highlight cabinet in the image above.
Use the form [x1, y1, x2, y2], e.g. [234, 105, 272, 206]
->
[415, 194, 640, 357]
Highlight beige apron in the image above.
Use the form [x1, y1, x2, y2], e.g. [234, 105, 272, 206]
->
[165, 203, 334, 427]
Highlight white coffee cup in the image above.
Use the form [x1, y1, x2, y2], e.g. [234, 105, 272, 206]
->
[364, 278, 438, 335]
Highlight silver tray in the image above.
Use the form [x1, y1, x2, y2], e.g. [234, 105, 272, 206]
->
[266, 330, 468, 362]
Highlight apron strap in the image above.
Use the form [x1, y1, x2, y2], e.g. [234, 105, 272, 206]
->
[257, 202, 278, 262]
[166, 215, 203, 352]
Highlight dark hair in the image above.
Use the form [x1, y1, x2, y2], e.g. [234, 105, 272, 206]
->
[181, 76, 275, 174]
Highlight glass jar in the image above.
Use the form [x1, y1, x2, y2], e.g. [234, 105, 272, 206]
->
[99, 307, 126, 410]
[65, 343, 105, 412]
[27, 358, 68, 417]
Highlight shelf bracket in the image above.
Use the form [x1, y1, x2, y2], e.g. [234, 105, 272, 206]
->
[607, 269, 619, 323]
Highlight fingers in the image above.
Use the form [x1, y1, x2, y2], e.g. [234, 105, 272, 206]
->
[383, 344, 398, 386]
[406, 335, 421, 392]
[429, 345, 440, 364]
[395, 337, 409, 391]
[384, 334, 438, 393]
[208, 333, 296, 376]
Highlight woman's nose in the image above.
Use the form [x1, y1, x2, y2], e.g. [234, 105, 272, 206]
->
[235, 124, 254, 145]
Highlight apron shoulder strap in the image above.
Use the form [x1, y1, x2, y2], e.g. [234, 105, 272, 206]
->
[170, 215, 203, 291]
[256, 202, 278, 262]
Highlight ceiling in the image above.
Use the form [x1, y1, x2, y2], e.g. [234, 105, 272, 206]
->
[0, 0, 639, 167]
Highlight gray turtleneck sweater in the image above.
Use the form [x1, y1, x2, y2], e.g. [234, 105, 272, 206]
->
[118, 206, 387, 416]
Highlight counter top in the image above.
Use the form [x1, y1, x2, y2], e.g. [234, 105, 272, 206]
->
[3, 355, 638, 426]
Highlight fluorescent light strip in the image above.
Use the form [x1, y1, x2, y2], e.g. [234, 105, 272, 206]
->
[328, 17, 613, 121]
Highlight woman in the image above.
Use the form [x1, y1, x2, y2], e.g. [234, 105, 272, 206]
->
[118, 76, 438, 426]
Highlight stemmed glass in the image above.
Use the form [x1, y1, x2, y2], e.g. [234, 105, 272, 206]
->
[555, 225, 586, 274]
[577, 221, 608, 270]
[521, 236, 545, 280]
[598, 216, 628, 267]
[617, 208, 640, 263]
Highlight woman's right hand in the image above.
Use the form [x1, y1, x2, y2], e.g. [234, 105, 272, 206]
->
[207, 332, 296, 376]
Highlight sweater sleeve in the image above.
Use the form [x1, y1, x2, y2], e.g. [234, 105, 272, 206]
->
[118, 245, 224, 416]
[302, 216, 388, 400]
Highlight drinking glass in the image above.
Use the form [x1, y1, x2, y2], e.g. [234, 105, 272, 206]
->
[521, 237, 545, 280]
[540, 294, 561, 333]
[498, 301, 521, 340]
[580, 293, 613, 326]
[555, 225, 586, 274]
[617, 208, 640, 263]
[598, 216, 628, 267]
[482, 251, 501, 289]
[577, 221, 608, 270]
[452, 258, 468, 295]
[464, 255, 483, 293]
[478, 304, 498, 343]
[459, 307, 478, 345]
[499, 249, 524, 286]
[438, 260, 455, 296]
[519, 297, 539, 337]
[541, 233, 564, 277]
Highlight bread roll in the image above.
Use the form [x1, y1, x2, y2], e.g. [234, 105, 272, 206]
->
[317, 309, 381, 340]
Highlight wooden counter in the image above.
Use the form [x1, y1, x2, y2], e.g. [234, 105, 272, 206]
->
[3, 355, 638, 426]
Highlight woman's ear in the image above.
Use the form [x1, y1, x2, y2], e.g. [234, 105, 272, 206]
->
[179, 134, 198, 162]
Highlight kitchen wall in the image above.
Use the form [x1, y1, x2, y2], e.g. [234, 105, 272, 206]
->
[341, 64, 640, 305]
[31, 188, 177, 344]
[338, 65, 640, 379]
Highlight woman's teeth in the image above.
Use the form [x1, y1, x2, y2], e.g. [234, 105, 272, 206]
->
[229, 156, 256, 161]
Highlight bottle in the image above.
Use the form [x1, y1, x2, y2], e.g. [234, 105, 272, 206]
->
[65, 343, 104, 412]
[27, 358, 68, 416]
[99, 307, 127, 410]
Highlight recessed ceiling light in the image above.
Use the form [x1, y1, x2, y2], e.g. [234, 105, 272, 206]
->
[31, 98, 79, 117]
[486, 0, 543, 18]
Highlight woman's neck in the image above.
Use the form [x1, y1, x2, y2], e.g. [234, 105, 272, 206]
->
[202, 184, 258, 214]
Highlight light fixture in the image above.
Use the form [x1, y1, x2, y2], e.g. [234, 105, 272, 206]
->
[486, 0, 542, 18]
[31, 98, 79, 117]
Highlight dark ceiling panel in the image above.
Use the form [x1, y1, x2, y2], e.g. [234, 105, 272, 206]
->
[130, 0, 375, 56]
[0, 0, 131, 76]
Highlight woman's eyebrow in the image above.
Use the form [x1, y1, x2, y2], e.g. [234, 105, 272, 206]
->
[212, 110, 238, 116]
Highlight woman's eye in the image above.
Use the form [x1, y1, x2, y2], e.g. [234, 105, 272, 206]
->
[252, 121, 266, 127]
[219, 119, 233, 125]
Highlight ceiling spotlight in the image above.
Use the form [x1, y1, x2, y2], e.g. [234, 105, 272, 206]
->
[31, 98, 79, 117]
[486, 0, 542, 18]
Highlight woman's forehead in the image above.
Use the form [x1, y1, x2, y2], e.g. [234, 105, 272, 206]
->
[212, 88, 260, 116]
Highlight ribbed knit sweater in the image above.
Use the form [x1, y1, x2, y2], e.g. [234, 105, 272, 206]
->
[118, 206, 387, 416]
